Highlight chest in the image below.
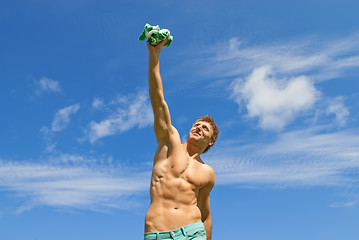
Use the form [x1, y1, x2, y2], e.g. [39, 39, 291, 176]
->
[153, 152, 209, 189]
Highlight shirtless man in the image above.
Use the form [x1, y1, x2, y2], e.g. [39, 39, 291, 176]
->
[144, 39, 219, 240]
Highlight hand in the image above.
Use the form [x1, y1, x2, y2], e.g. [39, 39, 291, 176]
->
[147, 37, 170, 56]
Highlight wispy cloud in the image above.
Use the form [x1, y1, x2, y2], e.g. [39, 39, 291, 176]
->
[92, 97, 105, 109]
[325, 96, 350, 127]
[330, 200, 358, 208]
[39, 104, 80, 154]
[51, 104, 80, 132]
[206, 127, 359, 189]
[86, 90, 153, 143]
[35, 77, 62, 95]
[197, 34, 359, 80]
[189, 34, 359, 130]
[2, 127, 358, 213]
[0, 154, 149, 214]
[41, 104, 80, 135]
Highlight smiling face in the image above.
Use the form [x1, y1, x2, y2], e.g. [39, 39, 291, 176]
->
[188, 121, 215, 150]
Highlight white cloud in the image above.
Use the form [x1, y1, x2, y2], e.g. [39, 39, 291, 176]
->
[0, 154, 149, 213]
[92, 97, 105, 109]
[87, 90, 153, 143]
[186, 34, 359, 130]
[230, 66, 320, 130]
[35, 77, 62, 95]
[325, 96, 350, 127]
[51, 104, 80, 132]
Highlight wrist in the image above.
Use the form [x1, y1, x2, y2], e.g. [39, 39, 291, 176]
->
[148, 52, 159, 63]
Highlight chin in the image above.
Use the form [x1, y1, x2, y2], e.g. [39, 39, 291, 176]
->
[187, 136, 198, 142]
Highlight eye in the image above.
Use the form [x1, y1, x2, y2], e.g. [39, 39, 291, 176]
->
[203, 126, 209, 131]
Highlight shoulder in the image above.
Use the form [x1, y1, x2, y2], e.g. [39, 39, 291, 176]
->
[202, 163, 215, 188]
[197, 163, 215, 199]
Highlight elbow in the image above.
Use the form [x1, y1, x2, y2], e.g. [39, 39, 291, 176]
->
[201, 210, 212, 225]
[152, 98, 167, 111]
[149, 89, 163, 100]
[204, 213, 212, 225]
[149, 89, 165, 104]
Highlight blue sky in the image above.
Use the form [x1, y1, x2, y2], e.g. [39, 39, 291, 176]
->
[1, 0, 359, 239]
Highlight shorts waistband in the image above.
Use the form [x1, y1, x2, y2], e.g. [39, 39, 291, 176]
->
[144, 222, 204, 239]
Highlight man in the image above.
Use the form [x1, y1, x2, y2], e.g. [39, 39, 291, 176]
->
[144, 38, 219, 240]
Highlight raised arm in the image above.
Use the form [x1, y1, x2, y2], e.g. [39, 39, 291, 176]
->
[147, 39, 173, 142]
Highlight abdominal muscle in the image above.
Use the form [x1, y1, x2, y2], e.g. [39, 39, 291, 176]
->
[144, 172, 202, 232]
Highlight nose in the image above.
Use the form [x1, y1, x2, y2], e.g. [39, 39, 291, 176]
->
[195, 125, 203, 132]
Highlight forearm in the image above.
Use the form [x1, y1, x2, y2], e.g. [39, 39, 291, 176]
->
[148, 52, 164, 105]
[147, 45, 172, 139]
[203, 215, 212, 240]
[198, 171, 215, 240]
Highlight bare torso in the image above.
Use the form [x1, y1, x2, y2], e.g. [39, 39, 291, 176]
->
[145, 129, 213, 232]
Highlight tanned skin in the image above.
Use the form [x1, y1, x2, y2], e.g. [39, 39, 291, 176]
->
[144, 39, 215, 240]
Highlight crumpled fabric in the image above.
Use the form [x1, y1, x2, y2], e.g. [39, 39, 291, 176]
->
[138, 23, 173, 47]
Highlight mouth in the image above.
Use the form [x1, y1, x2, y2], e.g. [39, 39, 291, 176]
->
[192, 131, 200, 136]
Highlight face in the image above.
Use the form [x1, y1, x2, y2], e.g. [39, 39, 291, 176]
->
[188, 121, 214, 147]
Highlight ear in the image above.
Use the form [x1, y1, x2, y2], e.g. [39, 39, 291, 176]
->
[208, 141, 214, 147]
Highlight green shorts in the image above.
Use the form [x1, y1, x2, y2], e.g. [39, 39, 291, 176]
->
[144, 222, 207, 240]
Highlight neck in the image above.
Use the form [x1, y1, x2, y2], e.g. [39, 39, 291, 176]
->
[183, 141, 204, 160]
